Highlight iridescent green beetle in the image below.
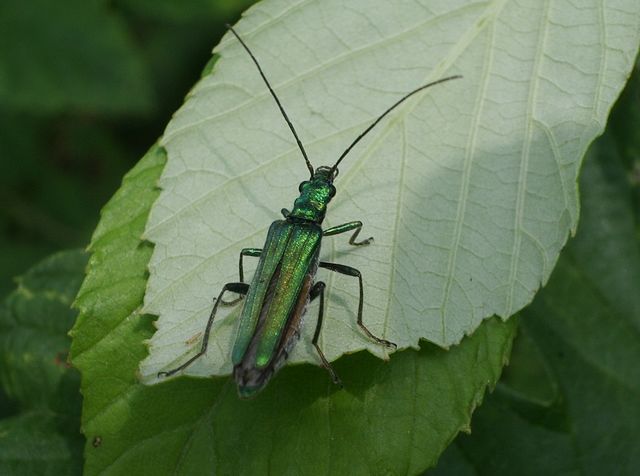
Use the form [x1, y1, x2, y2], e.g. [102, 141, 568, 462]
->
[158, 25, 460, 398]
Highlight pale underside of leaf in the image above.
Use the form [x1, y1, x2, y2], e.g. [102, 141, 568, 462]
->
[140, 0, 640, 379]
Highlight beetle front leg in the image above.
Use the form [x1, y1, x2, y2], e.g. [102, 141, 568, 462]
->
[323, 221, 372, 246]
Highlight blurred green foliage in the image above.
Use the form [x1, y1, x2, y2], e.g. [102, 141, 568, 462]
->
[0, 251, 87, 476]
[0, 0, 256, 297]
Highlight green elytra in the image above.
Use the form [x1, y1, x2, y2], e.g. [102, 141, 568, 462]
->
[158, 25, 461, 398]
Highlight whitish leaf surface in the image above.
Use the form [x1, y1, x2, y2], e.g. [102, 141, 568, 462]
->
[141, 0, 640, 379]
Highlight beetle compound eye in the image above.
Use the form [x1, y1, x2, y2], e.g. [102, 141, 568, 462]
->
[298, 181, 308, 193]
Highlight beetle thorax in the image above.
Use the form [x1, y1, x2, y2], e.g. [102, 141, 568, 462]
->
[288, 166, 337, 223]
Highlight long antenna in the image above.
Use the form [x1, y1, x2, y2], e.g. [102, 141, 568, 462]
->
[331, 75, 462, 175]
[226, 25, 315, 177]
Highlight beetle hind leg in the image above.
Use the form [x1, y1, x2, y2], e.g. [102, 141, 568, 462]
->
[309, 281, 342, 387]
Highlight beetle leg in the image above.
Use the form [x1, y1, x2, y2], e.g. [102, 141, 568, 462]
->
[158, 282, 249, 378]
[220, 248, 262, 305]
[323, 221, 372, 246]
[309, 281, 342, 387]
[319, 262, 396, 349]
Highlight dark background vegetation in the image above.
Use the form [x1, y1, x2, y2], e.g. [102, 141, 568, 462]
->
[0, 0, 253, 297]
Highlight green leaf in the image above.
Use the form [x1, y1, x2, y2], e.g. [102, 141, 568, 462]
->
[0, 250, 86, 476]
[428, 121, 640, 474]
[0, 0, 152, 115]
[141, 0, 640, 379]
[71, 143, 516, 475]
